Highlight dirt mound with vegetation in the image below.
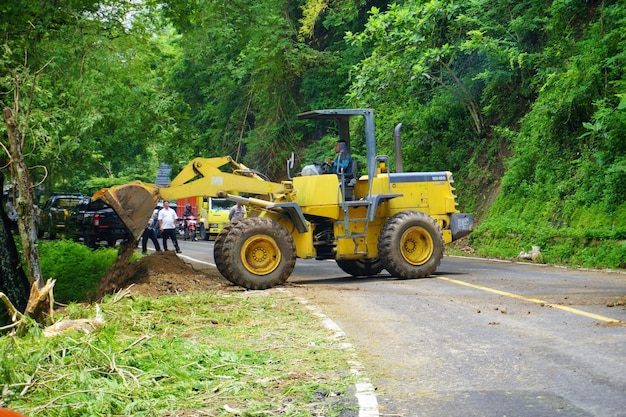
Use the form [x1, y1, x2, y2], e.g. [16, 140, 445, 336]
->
[96, 247, 232, 299]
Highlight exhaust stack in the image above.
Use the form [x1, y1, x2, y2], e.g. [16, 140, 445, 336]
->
[394, 123, 403, 173]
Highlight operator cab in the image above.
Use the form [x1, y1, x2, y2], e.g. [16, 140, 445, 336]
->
[293, 109, 380, 201]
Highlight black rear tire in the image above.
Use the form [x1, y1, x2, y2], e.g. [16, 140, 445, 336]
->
[378, 211, 444, 279]
[221, 217, 296, 290]
[83, 232, 96, 248]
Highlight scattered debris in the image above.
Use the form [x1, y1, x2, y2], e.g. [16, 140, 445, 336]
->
[518, 246, 543, 263]
[223, 404, 242, 414]
[607, 297, 626, 308]
[44, 304, 105, 337]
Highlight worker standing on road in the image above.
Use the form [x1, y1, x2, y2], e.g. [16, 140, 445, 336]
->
[141, 206, 162, 255]
[229, 202, 246, 223]
[158, 200, 181, 253]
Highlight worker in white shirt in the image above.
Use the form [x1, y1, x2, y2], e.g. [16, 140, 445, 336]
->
[157, 200, 181, 253]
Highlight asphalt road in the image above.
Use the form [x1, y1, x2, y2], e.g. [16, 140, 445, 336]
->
[177, 239, 626, 417]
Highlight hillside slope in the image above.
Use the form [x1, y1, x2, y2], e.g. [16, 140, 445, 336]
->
[346, 1, 626, 270]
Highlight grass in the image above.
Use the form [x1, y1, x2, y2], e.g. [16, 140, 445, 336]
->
[468, 199, 626, 270]
[0, 290, 359, 416]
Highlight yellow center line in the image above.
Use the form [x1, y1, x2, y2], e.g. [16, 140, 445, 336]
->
[437, 276, 624, 325]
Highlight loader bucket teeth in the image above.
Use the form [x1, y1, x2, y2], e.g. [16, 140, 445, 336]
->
[92, 182, 159, 240]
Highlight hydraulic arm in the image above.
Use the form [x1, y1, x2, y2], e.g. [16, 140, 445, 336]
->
[93, 156, 287, 239]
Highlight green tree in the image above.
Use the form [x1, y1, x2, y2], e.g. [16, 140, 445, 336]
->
[0, 0, 183, 322]
[472, 0, 626, 267]
[1, 0, 181, 195]
[165, 0, 308, 176]
[163, 0, 382, 177]
[344, 0, 493, 207]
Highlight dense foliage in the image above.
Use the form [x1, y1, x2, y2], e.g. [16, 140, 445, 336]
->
[38, 240, 119, 303]
[2, 0, 625, 268]
[0, 0, 180, 196]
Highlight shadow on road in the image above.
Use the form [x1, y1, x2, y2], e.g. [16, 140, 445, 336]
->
[292, 273, 428, 286]
[291, 269, 471, 286]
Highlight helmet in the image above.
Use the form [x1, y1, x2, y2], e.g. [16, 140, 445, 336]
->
[185, 203, 191, 210]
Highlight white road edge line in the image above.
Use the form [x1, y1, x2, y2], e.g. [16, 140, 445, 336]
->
[177, 253, 216, 267]
[446, 254, 626, 275]
[277, 289, 380, 417]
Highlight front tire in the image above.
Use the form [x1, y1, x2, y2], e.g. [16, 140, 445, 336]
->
[213, 223, 236, 284]
[221, 217, 296, 290]
[378, 211, 444, 279]
[336, 258, 384, 277]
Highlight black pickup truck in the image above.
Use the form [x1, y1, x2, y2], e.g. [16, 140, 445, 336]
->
[38, 193, 85, 239]
[67, 197, 131, 248]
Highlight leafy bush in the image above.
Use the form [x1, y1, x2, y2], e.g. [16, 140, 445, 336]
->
[471, 197, 626, 269]
[38, 240, 118, 303]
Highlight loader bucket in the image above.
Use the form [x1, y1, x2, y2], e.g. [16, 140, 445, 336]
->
[92, 181, 160, 240]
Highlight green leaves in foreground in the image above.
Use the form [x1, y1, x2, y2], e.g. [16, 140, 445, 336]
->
[1, 291, 357, 416]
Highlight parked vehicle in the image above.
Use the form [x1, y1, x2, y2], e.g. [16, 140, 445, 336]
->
[38, 193, 85, 239]
[67, 197, 131, 248]
[198, 197, 237, 240]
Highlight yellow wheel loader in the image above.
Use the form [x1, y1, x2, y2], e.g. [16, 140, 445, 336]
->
[94, 109, 473, 290]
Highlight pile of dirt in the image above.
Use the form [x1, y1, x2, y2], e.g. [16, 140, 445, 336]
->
[98, 250, 232, 299]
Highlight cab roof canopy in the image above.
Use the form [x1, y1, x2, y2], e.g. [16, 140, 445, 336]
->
[297, 108, 378, 181]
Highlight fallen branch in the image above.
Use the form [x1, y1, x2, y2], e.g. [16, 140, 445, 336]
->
[30, 389, 128, 413]
[43, 304, 105, 338]
[0, 292, 25, 323]
[1, 280, 64, 336]
[111, 284, 136, 303]
[23, 278, 56, 324]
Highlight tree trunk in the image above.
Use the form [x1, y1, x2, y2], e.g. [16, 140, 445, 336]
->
[438, 60, 484, 136]
[3, 106, 43, 288]
[0, 169, 30, 327]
